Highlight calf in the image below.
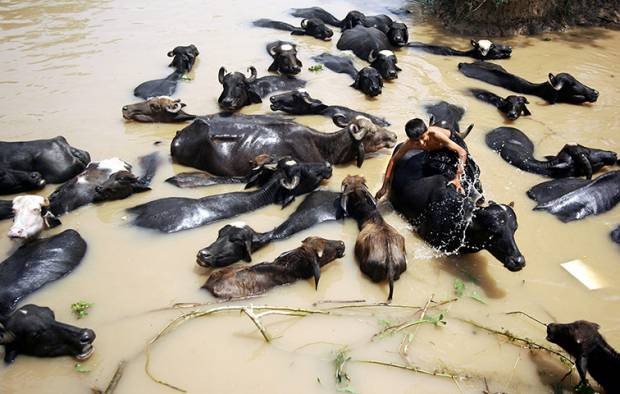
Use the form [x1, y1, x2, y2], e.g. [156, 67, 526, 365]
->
[167, 44, 199, 74]
[8, 195, 60, 241]
[470, 89, 531, 120]
[122, 96, 195, 123]
[341, 175, 406, 301]
[547, 321, 620, 393]
[266, 41, 302, 76]
[204, 237, 345, 299]
[0, 304, 95, 364]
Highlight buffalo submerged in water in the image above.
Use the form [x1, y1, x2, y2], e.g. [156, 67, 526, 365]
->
[170, 113, 397, 176]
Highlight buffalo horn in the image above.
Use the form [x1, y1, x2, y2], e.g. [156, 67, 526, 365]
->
[368, 49, 377, 62]
[301, 19, 308, 28]
[332, 114, 349, 128]
[246, 66, 257, 83]
[548, 73, 564, 91]
[458, 123, 474, 139]
[349, 124, 367, 141]
[280, 175, 300, 190]
[218, 67, 227, 84]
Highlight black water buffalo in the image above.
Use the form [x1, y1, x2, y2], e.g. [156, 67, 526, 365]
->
[269, 89, 389, 126]
[217, 66, 305, 111]
[266, 41, 302, 76]
[458, 62, 599, 104]
[341, 175, 406, 301]
[612, 226, 620, 244]
[0, 229, 87, 316]
[312, 53, 383, 97]
[0, 137, 90, 184]
[0, 304, 95, 364]
[134, 70, 183, 100]
[122, 96, 196, 123]
[408, 39, 512, 60]
[253, 18, 333, 41]
[546, 321, 620, 393]
[290, 7, 408, 47]
[0, 168, 46, 195]
[337, 26, 401, 80]
[203, 237, 345, 299]
[0, 200, 12, 220]
[170, 114, 397, 176]
[388, 104, 524, 271]
[470, 89, 531, 120]
[128, 158, 332, 233]
[197, 190, 344, 267]
[167, 44, 199, 74]
[527, 171, 620, 222]
[486, 128, 617, 179]
[49, 153, 160, 216]
[425, 101, 475, 140]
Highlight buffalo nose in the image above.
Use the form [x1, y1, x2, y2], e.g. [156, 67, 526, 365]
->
[122, 106, 128, 111]
[80, 329, 96, 344]
[269, 96, 276, 103]
[197, 250, 212, 266]
[95, 186, 103, 193]
[505, 255, 525, 271]
[8, 228, 25, 239]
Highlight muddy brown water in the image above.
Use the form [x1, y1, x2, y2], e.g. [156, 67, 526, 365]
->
[0, 1, 619, 393]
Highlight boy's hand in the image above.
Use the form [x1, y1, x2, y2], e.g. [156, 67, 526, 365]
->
[375, 187, 387, 200]
[448, 177, 465, 194]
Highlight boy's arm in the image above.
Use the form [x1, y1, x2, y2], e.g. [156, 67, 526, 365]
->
[375, 142, 410, 200]
[435, 132, 468, 193]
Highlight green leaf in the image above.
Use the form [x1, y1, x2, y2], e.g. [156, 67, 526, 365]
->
[74, 363, 90, 373]
[469, 291, 487, 305]
[71, 301, 94, 319]
[308, 64, 323, 72]
[453, 279, 465, 297]
[377, 318, 392, 328]
[337, 385, 359, 394]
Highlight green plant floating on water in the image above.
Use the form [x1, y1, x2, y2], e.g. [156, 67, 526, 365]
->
[71, 301, 94, 319]
[334, 348, 358, 394]
[469, 291, 487, 305]
[308, 64, 323, 72]
[74, 362, 90, 373]
[454, 278, 465, 297]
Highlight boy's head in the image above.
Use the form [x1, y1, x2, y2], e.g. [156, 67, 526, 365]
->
[405, 118, 427, 140]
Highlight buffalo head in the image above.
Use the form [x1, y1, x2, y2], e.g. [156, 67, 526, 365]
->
[387, 22, 409, 47]
[122, 96, 195, 123]
[369, 50, 401, 80]
[470, 39, 512, 60]
[546, 320, 602, 357]
[352, 67, 383, 97]
[547, 73, 599, 104]
[297, 18, 333, 40]
[93, 170, 150, 202]
[556, 144, 618, 179]
[8, 195, 60, 241]
[466, 202, 525, 272]
[0, 304, 95, 364]
[333, 115, 397, 167]
[167, 44, 199, 73]
[269, 89, 326, 114]
[499, 95, 531, 120]
[341, 10, 366, 31]
[298, 236, 346, 288]
[0, 168, 45, 195]
[217, 66, 261, 111]
[267, 42, 302, 75]
[196, 222, 259, 267]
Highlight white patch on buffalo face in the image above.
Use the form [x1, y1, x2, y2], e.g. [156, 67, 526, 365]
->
[378, 50, 395, 58]
[279, 43, 294, 51]
[8, 195, 48, 241]
[296, 88, 308, 93]
[477, 40, 492, 56]
[284, 160, 297, 166]
[354, 115, 370, 122]
[96, 158, 131, 174]
[230, 222, 247, 228]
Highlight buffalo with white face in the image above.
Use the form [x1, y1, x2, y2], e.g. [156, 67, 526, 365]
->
[8, 196, 60, 241]
[122, 96, 195, 123]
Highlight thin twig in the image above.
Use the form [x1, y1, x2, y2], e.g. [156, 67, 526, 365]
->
[399, 295, 434, 363]
[356, 359, 463, 380]
[313, 299, 366, 306]
[242, 307, 271, 342]
[505, 311, 548, 327]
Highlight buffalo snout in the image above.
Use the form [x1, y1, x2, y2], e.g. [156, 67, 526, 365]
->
[504, 254, 525, 271]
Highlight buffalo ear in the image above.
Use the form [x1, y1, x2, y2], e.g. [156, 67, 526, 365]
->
[241, 239, 253, 262]
[339, 193, 349, 215]
[3, 345, 18, 363]
[0, 323, 16, 345]
[356, 142, 365, 168]
[309, 253, 321, 290]
[508, 201, 515, 208]
[395, 65, 402, 72]
[268, 61, 278, 72]
[131, 182, 151, 193]
[351, 74, 360, 88]
[43, 211, 61, 229]
[247, 88, 263, 104]
[522, 105, 532, 116]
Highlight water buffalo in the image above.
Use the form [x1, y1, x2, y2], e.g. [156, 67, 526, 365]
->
[269, 89, 389, 125]
[458, 62, 599, 104]
[0, 229, 87, 316]
[49, 153, 160, 216]
[0, 304, 95, 364]
[612, 226, 620, 244]
[122, 96, 195, 123]
[253, 18, 333, 41]
[128, 158, 332, 233]
[486, 128, 617, 179]
[217, 66, 305, 111]
[341, 175, 406, 301]
[0, 168, 46, 195]
[170, 114, 397, 176]
[197, 190, 344, 267]
[337, 26, 401, 80]
[290, 7, 408, 47]
[408, 39, 512, 60]
[167, 44, 199, 74]
[134, 70, 183, 100]
[266, 41, 302, 76]
[527, 171, 620, 222]
[203, 237, 345, 299]
[547, 321, 620, 393]
[8, 195, 61, 241]
[425, 101, 475, 139]
[311, 53, 383, 97]
[470, 89, 531, 120]
[387, 104, 524, 271]
[0, 137, 90, 184]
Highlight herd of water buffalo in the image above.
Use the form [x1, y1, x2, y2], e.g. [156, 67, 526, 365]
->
[0, 5, 618, 392]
